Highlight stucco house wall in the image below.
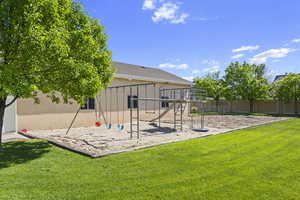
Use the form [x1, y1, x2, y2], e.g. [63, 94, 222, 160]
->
[17, 78, 190, 130]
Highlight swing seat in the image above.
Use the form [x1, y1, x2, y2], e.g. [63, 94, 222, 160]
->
[95, 121, 102, 127]
[106, 123, 112, 129]
[192, 128, 209, 132]
[20, 129, 28, 133]
[117, 124, 124, 131]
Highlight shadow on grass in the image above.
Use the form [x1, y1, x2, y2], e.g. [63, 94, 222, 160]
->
[0, 141, 51, 169]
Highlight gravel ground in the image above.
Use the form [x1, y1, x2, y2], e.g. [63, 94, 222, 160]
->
[23, 115, 289, 157]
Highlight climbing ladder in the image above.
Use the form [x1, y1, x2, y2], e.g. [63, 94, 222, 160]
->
[129, 86, 140, 139]
[173, 102, 187, 131]
[173, 89, 188, 131]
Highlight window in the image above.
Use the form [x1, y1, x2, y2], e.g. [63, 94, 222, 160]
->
[81, 98, 95, 110]
[128, 95, 138, 109]
[161, 96, 169, 108]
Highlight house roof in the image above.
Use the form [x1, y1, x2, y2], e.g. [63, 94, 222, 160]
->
[273, 74, 300, 82]
[273, 75, 286, 82]
[112, 62, 191, 85]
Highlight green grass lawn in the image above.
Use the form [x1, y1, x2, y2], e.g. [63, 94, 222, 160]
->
[1, 119, 300, 200]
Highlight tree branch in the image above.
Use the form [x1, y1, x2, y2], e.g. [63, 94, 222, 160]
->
[5, 96, 18, 108]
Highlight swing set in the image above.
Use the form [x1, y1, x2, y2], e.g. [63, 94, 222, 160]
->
[103, 82, 157, 136]
[94, 87, 126, 131]
[65, 82, 209, 138]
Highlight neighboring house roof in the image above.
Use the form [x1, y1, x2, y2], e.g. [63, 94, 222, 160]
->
[273, 74, 300, 82]
[273, 75, 286, 82]
[112, 61, 191, 85]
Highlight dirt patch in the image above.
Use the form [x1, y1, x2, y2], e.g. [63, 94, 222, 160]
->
[20, 115, 289, 157]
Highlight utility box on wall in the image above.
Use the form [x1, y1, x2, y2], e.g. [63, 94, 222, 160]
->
[3, 96, 17, 133]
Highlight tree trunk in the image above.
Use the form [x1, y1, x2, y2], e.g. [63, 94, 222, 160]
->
[0, 97, 7, 145]
[249, 99, 254, 113]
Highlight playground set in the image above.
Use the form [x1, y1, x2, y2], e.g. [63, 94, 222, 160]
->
[18, 82, 288, 158]
[66, 82, 209, 138]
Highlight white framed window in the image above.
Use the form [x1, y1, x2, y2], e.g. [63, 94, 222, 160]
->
[128, 95, 138, 109]
[161, 96, 169, 108]
[81, 98, 95, 110]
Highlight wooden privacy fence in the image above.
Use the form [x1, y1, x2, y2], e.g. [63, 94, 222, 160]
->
[196, 100, 300, 115]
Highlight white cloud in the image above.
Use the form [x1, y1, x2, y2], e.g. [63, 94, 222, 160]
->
[272, 59, 281, 63]
[202, 65, 220, 74]
[250, 48, 295, 63]
[200, 60, 220, 74]
[169, 13, 189, 24]
[144, 1, 189, 24]
[231, 54, 244, 59]
[265, 70, 277, 81]
[143, 0, 157, 10]
[292, 38, 300, 43]
[193, 17, 208, 22]
[192, 16, 220, 22]
[232, 45, 260, 53]
[159, 63, 189, 70]
[152, 2, 189, 24]
[182, 76, 194, 81]
[192, 69, 200, 74]
[201, 60, 219, 66]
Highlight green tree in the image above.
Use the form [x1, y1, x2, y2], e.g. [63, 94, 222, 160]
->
[273, 74, 300, 114]
[0, 0, 114, 145]
[224, 62, 269, 113]
[223, 84, 238, 113]
[194, 72, 225, 111]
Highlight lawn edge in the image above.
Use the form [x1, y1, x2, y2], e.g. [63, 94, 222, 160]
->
[17, 117, 293, 158]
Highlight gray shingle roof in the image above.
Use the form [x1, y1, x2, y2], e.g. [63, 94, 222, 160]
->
[274, 75, 286, 82]
[273, 74, 300, 82]
[112, 62, 191, 85]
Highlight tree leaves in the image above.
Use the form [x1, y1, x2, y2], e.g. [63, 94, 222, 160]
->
[273, 74, 300, 103]
[0, 0, 113, 105]
[224, 62, 269, 101]
[194, 62, 270, 103]
[194, 72, 225, 101]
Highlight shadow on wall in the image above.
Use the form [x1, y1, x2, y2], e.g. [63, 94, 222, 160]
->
[0, 141, 51, 169]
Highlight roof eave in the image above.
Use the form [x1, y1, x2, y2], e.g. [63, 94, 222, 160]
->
[115, 73, 192, 86]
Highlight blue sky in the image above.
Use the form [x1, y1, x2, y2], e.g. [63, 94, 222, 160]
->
[77, 0, 300, 81]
